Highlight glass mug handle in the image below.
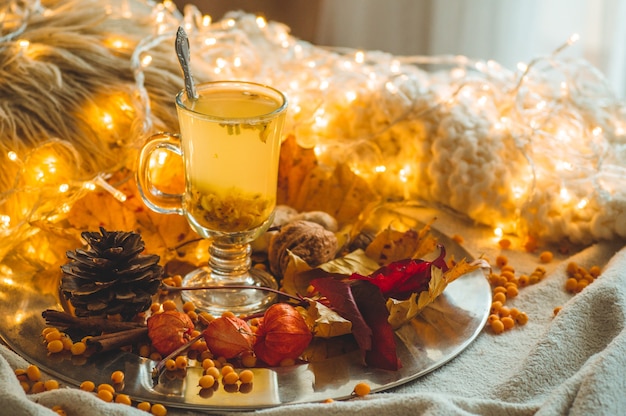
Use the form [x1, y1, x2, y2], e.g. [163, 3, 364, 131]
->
[136, 132, 184, 215]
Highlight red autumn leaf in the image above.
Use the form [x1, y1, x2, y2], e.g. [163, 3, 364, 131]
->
[147, 310, 195, 356]
[254, 303, 313, 366]
[350, 245, 448, 300]
[310, 277, 372, 354]
[203, 315, 254, 359]
[350, 280, 400, 371]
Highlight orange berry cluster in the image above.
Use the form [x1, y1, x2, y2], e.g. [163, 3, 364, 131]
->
[198, 359, 256, 397]
[14, 364, 60, 395]
[564, 261, 602, 294]
[78, 371, 167, 414]
[487, 254, 545, 334]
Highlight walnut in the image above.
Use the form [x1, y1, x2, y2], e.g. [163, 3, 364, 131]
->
[268, 220, 338, 277]
[289, 211, 338, 232]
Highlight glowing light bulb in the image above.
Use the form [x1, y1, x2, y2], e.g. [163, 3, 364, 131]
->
[592, 126, 602, 137]
[560, 187, 571, 203]
[102, 112, 114, 130]
[141, 54, 152, 67]
[205, 37, 217, 46]
[345, 90, 357, 103]
[18, 39, 30, 52]
[314, 144, 327, 157]
[577, 198, 588, 210]
[83, 182, 96, 191]
[375, 165, 387, 173]
[202, 15, 212, 27]
[7, 151, 18, 161]
[355, 50, 365, 64]
[256, 16, 267, 28]
[399, 165, 411, 183]
[517, 62, 528, 72]
[535, 100, 547, 110]
[568, 33, 580, 45]
[0, 215, 10, 228]
[59, 183, 69, 193]
[233, 56, 242, 67]
[494, 227, 503, 238]
[226, 18, 235, 28]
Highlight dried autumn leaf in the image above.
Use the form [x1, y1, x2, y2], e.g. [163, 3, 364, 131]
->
[203, 315, 254, 359]
[365, 226, 438, 266]
[303, 300, 352, 338]
[280, 251, 313, 296]
[254, 303, 313, 366]
[386, 258, 487, 329]
[350, 245, 448, 300]
[147, 310, 195, 356]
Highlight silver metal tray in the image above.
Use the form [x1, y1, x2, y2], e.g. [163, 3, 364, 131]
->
[0, 229, 490, 411]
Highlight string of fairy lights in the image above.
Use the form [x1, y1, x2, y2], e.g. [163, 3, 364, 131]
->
[1, 0, 626, 256]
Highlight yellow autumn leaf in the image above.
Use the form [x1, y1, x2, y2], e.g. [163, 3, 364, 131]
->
[365, 225, 438, 266]
[386, 258, 486, 329]
[303, 300, 352, 338]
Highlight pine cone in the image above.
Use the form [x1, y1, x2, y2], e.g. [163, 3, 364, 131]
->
[61, 227, 163, 320]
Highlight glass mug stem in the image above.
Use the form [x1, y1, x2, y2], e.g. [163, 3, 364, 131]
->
[136, 81, 287, 315]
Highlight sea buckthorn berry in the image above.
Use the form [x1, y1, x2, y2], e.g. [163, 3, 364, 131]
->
[528, 274, 540, 285]
[61, 336, 73, 350]
[80, 380, 95, 392]
[42, 327, 58, 337]
[115, 394, 132, 405]
[517, 275, 529, 287]
[44, 379, 60, 390]
[150, 303, 161, 313]
[139, 344, 152, 357]
[488, 273, 500, 286]
[524, 237, 537, 253]
[221, 311, 236, 319]
[500, 271, 515, 282]
[182, 301, 196, 313]
[198, 374, 215, 389]
[47, 340, 64, 354]
[498, 238, 511, 249]
[501, 316, 515, 330]
[490, 301, 503, 314]
[515, 312, 529, 325]
[52, 405, 66, 415]
[97, 389, 114, 402]
[205, 366, 220, 379]
[241, 353, 257, 368]
[239, 369, 254, 384]
[495, 255, 508, 268]
[20, 381, 30, 393]
[137, 402, 151, 411]
[175, 356, 188, 369]
[149, 352, 162, 361]
[31, 381, 46, 393]
[576, 280, 589, 292]
[589, 265, 601, 278]
[223, 371, 239, 385]
[165, 359, 177, 371]
[70, 342, 86, 355]
[150, 403, 168, 416]
[493, 286, 507, 294]
[553, 306, 562, 316]
[566, 262, 578, 275]
[202, 358, 215, 370]
[353, 382, 371, 397]
[44, 330, 62, 343]
[162, 300, 177, 311]
[98, 383, 115, 393]
[171, 275, 183, 287]
[509, 308, 520, 319]
[535, 266, 546, 276]
[26, 364, 41, 381]
[452, 234, 464, 244]
[492, 292, 506, 304]
[111, 370, 125, 384]
[499, 306, 511, 317]
[501, 264, 515, 273]
[564, 278, 578, 292]
[187, 310, 199, 322]
[506, 285, 519, 298]
[495, 275, 508, 287]
[280, 358, 296, 367]
[487, 314, 500, 324]
[221, 365, 234, 376]
[198, 311, 215, 324]
[490, 319, 505, 334]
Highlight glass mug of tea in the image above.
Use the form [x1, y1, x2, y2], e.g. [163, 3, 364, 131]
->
[137, 81, 287, 315]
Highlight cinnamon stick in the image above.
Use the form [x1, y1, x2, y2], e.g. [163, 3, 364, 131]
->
[42, 309, 145, 334]
[86, 328, 149, 352]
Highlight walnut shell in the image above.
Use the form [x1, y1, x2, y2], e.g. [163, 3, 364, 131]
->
[268, 220, 338, 277]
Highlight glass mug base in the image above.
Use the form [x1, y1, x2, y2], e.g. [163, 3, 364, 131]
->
[181, 266, 278, 316]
